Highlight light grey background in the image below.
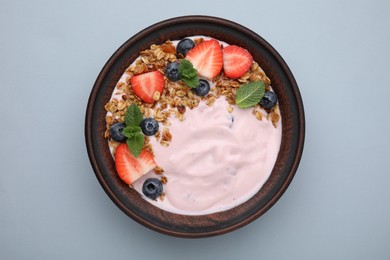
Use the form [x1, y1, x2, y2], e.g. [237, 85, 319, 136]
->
[1, 0, 389, 259]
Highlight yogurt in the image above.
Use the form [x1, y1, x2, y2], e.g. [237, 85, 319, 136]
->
[132, 97, 281, 215]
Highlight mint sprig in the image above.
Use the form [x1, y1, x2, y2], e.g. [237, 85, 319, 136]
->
[235, 81, 266, 108]
[124, 103, 143, 127]
[122, 104, 144, 157]
[179, 59, 199, 88]
[126, 132, 144, 158]
[122, 126, 142, 138]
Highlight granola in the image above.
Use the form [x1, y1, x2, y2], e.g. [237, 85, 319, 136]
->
[105, 38, 280, 149]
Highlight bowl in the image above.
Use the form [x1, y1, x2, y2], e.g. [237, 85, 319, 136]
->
[85, 15, 305, 238]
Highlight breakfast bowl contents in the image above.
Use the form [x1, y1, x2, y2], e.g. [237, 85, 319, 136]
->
[105, 36, 282, 215]
[85, 16, 305, 238]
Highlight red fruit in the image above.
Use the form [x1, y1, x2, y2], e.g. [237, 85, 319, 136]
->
[186, 39, 223, 79]
[131, 71, 165, 103]
[222, 45, 253, 79]
[115, 143, 156, 185]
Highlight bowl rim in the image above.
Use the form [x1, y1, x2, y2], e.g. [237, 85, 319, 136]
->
[85, 15, 305, 238]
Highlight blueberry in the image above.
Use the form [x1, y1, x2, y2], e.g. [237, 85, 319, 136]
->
[109, 122, 126, 142]
[259, 91, 278, 109]
[194, 79, 210, 96]
[165, 62, 181, 82]
[140, 118, 159, 136]
[176, 38, 195, 57]
[142, 178, 163, 200]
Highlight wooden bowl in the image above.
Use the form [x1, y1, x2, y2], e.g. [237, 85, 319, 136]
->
[85, 15, 305, 238]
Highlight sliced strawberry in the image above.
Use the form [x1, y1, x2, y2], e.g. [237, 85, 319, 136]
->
[222, 45, 253, 79]
[131, 71, 165, 103]
[186, 39, 223, 79]
[115, 143, 156, 185]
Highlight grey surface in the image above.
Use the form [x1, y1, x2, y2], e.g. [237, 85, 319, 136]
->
[1, 0, 389, 259]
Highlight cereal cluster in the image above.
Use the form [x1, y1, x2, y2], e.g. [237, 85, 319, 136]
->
[104, 37, 280, 156]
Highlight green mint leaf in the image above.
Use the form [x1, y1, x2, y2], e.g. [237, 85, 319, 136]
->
[179, 59, 199, 88]
[123, 104, 144, 157]
[122, 125, 142, 138]
[179, 59, 193, 72]
[181, 67, 197, 78]
[126, 132, 144, 158]
[182, 74, 199, 88]
[124, 103, 143, 127]
[185, 69, 198, 78]
[235, 81, 265, 108]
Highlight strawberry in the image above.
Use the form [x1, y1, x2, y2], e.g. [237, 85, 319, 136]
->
[186, 39, 223, 79]
[222, 45, 253, 79]
[131, 71, 165, 103]
[115, 143, 156, 185]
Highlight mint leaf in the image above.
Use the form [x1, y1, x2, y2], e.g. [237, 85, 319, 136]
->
[124, 103, 143, 127]
[182, 75, 199, 88]
[179, 59, 194, 72]
[235, 81, 265, 108]
[122, 104, 145, 157]
[185, 69, 198, 78]
[179, 59, 199, 88]
[126, 132, 144, 158]
[122, 125, 142, 138]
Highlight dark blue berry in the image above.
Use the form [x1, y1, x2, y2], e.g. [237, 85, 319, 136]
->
[109, 122, 126, 142]
[176, 38, 195, 57]
[194, 79, 210, 96]
[142, 178, 163, 200]
[165, 62, 181, 82]
[140, 118, 159, 136]
[259, 91, 278, 109]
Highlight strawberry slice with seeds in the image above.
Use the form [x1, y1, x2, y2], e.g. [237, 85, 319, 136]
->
[222, 45, 253, 79]
[131, 71, 165, 103]
[115, 143, 156, 185]
[186, 39, 223, 79]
